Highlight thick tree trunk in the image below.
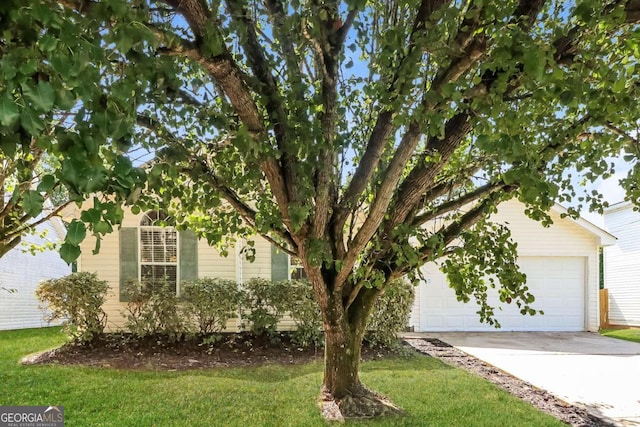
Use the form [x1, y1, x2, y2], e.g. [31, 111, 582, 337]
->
[317, 292, 404, 421]
[323, 321, 364, 398]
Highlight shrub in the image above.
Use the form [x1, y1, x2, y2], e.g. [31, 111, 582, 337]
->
[241, 278, 290, 336]
[35, 272, 109, 343]
[365, 279, 415, 347]
[122, 281, 185, 341]
[181, 278, 242, 334]
[281, 280, 323, 347]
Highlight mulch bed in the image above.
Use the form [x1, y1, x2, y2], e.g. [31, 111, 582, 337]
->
[22, 332, 394, 370]
[23, 333, 614, 426]
[404, 338, 615, 427]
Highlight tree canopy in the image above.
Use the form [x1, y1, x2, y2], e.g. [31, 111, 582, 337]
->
[0, 1, 146, 258]
[3, 0, 640, 418]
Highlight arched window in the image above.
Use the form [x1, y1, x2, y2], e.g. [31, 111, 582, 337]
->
[139, 210, 179, 293]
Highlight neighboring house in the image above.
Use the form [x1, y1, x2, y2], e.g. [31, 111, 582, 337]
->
[0, 216, 70, 330]
[70, 206, 293, 331]
[409, 199, 616, 332]
[603, 201, 640, 327]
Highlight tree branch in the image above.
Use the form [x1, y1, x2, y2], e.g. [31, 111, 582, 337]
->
[387, 112, 473, 233]
[225, 1, 302, 210]
[4, 202, 71, 242]
[159, 0, 294, 237]
[335, 8, 359, 48]
[411, 182, 510, 227]
[262, 0, 308, 103]
[416, 195, 508, 265]
[605, 122, 640, 146]
[332, 0, 450, 239]
[334, 121, 425, 291]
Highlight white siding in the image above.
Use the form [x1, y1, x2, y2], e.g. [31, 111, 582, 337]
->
[0, 219, 70, 330]
[604, 203, 640, 326]
[197, 240, 236, 280]
[80, 222, 123, 330]
[410, 200, 602, 332]
[241, 236, 272, 280]
[408, 279, 421, 331]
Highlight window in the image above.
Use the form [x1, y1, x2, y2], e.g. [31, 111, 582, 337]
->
[290, 256, 306, 280]
[139, 211, 178, 293]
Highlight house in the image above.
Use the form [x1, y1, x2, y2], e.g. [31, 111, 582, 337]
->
[0, 216, 70, 330]
[71, 207, 293, 331]
[409, 199, 616, 332]
[73, 198, 615, 333]
[603, 201, 640, 327]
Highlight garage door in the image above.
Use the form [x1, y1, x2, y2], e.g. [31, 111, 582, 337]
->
[417, 256, 586, 331]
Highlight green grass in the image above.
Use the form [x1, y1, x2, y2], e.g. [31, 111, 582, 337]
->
[601, 327, 640, 343]
[0, 328, 564, 427]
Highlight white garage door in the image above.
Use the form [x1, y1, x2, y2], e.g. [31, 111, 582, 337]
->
[417, 257, 586, 331]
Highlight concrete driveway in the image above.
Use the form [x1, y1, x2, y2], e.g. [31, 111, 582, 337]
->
[414, 332, 640, 426]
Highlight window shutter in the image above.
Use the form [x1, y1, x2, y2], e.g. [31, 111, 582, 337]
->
[119, 227, 138, 302]
[179, 230, 198, 283]
[271, 245, 289, 281]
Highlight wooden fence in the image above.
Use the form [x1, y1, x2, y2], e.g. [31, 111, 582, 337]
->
[600, 288, 609, 329]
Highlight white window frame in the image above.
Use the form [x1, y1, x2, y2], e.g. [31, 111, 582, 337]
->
[138, 211, 180, 295]
[289, 255, 306, 280]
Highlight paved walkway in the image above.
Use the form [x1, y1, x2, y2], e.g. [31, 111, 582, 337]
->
[404, 332, 640, 426]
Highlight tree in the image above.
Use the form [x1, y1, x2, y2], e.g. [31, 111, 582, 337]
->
[10, 0, 640, 419]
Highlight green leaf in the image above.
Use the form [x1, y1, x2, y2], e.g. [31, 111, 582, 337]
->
[38, 35, 58, 52]
[93, 221, 113, 234]
[0, 137, 17, 157]
[0, 95, 20, 127]
[59, 242, 81, 264]
[80, 208, 101, 224]
[19, 60, 38, 76]
[476, 134, 491, 150]
[22, 81, 56, 112]
[22, 191, 44, 217]
[37, 174, 56, 192]
[20, 108, 45, 135]
[523, 50, 546, 81]
[56, 88, 76, 110]
[66, 220, 87, 245]
[612, 79, 625, 94]
[559, 90, 574, 105]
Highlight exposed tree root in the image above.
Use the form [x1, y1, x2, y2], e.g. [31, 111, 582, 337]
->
[318, 385, 405, 422]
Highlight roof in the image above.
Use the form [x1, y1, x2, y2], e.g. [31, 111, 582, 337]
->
[551, 204, 617, 246]
[603, 200, 634, 214]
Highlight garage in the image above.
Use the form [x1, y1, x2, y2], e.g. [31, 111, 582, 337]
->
[409, 200, 616, 332]
[415, 256, 586, 331]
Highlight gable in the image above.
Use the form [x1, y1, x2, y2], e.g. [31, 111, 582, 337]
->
[489, 200, 603, 256]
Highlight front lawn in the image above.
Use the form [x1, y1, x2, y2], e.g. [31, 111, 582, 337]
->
[0, 328, 563, 426]
[600, 327, 640, 344]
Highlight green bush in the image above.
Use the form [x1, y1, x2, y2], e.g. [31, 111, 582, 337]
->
[181, 278, 242, 334]
[35, 272, 109, 343]
[122, 281, 185, 341]
[281, 280, 323, 347]
[241, 278, 290, 336]
[365, 279, 415, 347]
[115, 274, 412, 349]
